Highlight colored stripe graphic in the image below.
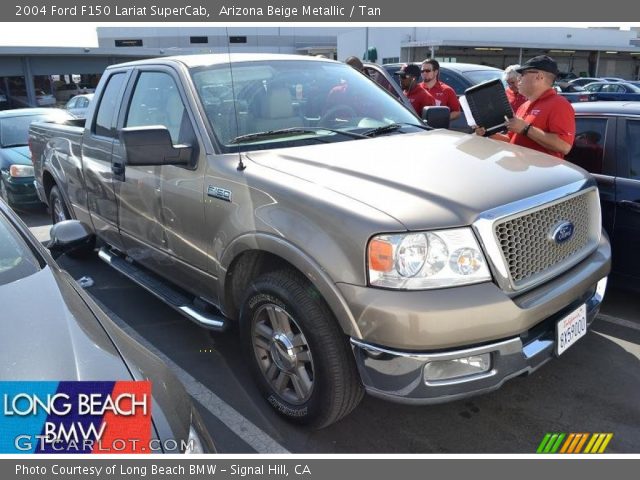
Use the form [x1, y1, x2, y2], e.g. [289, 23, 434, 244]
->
[538, 433, 613, 454]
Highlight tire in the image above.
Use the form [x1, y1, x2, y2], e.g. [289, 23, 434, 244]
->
[239, 269, 364, 429]
[49, 185, 70, 225]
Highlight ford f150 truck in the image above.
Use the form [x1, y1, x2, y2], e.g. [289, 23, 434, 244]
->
[30, 54, 611, 428]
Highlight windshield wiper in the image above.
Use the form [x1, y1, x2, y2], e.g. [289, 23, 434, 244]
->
[362, 123, 405, 137]
[363, 122, 430, 138]
[230, 127, 367, 144]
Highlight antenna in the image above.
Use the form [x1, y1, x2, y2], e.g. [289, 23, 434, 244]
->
[225, 26, 245, 171]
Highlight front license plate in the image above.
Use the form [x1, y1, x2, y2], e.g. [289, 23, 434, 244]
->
[556, 304, 587, 356]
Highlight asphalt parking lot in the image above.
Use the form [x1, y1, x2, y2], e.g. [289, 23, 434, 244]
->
[20, 208, 640, 453]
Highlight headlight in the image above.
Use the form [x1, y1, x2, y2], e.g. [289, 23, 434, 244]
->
[9, 165, 34, 178]
[368, 228, 491, 289]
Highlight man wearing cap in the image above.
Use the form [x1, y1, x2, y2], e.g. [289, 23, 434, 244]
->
[420, 59, 462, 121]
[395, 64, 435, 116]
[476, 55, 575, 159]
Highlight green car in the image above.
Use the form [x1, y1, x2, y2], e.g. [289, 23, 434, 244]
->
[0, 108, 73, 209]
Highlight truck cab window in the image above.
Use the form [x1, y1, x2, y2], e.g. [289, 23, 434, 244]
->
[94, 73, 126, 138]
[126, 72, 193, 145]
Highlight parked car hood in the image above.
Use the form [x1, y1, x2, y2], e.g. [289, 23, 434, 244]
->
[0, 146, 32, 166]
[0, 266, 133, 381]
[246, 129, 590, 230]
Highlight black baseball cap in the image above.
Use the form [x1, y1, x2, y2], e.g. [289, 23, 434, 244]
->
[516, 55, 559, 75]
[394, 64, 421, 78]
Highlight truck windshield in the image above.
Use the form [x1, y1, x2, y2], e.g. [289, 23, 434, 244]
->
[190, 59, 422, 152]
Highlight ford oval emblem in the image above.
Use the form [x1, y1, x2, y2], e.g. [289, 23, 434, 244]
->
[550, 221, 575, 245]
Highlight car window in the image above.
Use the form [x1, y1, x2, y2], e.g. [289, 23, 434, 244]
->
[66, 98, 77, 109]
[94, 73, 126, 138]
[77, 98, 89, 108]
[438, 70, 467, 95]
[0, 113, 72, 147]
[125, 71, 193, 146]
[585, 84, 601, 92]
[566, 117, 608, 175]
[364, 67, 400, 100]
[626, 120, 640, 180]
[0, 213, 40, 286]
[459, 70, 504, 90]
[602, 84, 621, 93]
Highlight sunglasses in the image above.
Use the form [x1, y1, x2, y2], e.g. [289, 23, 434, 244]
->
[421, 69, 434, 73]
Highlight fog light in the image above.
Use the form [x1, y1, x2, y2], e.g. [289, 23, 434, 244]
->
[424, 353, 491, 382]
[594, 276, 608, 303]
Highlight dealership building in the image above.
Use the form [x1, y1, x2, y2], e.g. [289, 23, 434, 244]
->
[1, 26, 639, 107]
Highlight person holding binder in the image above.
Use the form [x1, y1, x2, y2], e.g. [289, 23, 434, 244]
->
[420, 59, 462, 121]
[475, 56, 575, 159]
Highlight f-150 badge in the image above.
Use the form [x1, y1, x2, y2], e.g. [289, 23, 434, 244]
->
[207, 185, 232, 202]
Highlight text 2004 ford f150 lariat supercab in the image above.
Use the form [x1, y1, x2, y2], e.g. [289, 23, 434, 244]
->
[30, 54, 611, 428]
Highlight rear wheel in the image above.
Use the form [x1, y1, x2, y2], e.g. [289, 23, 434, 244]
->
[239, 269, 363, 429]
[49, 186, 70, 225]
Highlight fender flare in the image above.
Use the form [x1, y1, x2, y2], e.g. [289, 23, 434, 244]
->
[219, 232, 362, 339]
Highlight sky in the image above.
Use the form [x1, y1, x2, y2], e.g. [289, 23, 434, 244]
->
[0, 23, 634, 49]
[0, 23, 99, 47]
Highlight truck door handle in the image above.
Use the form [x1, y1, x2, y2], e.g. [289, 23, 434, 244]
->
[112, 162, 125, 176]
[619, 200, 640, 213]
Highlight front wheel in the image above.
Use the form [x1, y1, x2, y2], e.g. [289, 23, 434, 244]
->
[239, 270, 363, 429]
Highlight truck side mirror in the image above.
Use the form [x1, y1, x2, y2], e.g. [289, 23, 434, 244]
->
[120, 126, 192, 166]
[48, 220, 95, 259]
[422, 106, 450, 129]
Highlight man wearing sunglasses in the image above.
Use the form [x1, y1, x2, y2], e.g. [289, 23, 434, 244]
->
[476, 55, 575, 159]
[420, 59, 462, 121]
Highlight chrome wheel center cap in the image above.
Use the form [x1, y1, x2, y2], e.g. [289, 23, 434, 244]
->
[271, 333, 296, 372]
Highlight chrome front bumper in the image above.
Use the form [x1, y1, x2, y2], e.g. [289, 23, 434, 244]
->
[350, 277, 607, 405]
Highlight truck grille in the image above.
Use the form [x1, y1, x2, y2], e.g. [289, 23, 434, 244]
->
[494, 190, 596, 288]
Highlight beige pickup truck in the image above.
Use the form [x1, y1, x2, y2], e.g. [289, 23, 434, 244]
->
[31, 54, 610, 428]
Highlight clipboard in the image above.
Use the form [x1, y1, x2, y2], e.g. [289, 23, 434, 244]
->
[460, 78, 514, 136]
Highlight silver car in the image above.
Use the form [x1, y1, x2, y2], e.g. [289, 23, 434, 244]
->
[65, 93, 94, 119]
[0, 200, 215, 453]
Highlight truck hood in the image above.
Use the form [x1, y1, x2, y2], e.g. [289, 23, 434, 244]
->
[246, 130, 590, 230]
[0, 146, 32, 166]
[0, 266, 133, 381]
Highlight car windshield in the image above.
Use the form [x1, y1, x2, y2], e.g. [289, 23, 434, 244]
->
[0, 112, 71, 147]
[0, 213, 41, 286]
[462, 69, 504, 85]
[191, 59, 422, 152]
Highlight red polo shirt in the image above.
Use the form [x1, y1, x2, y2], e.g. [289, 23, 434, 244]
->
[422, 81, 461, 113]
[509, 88, 575, 159]
[506, 88, 527, 113]
[404, 84, 435, 116]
